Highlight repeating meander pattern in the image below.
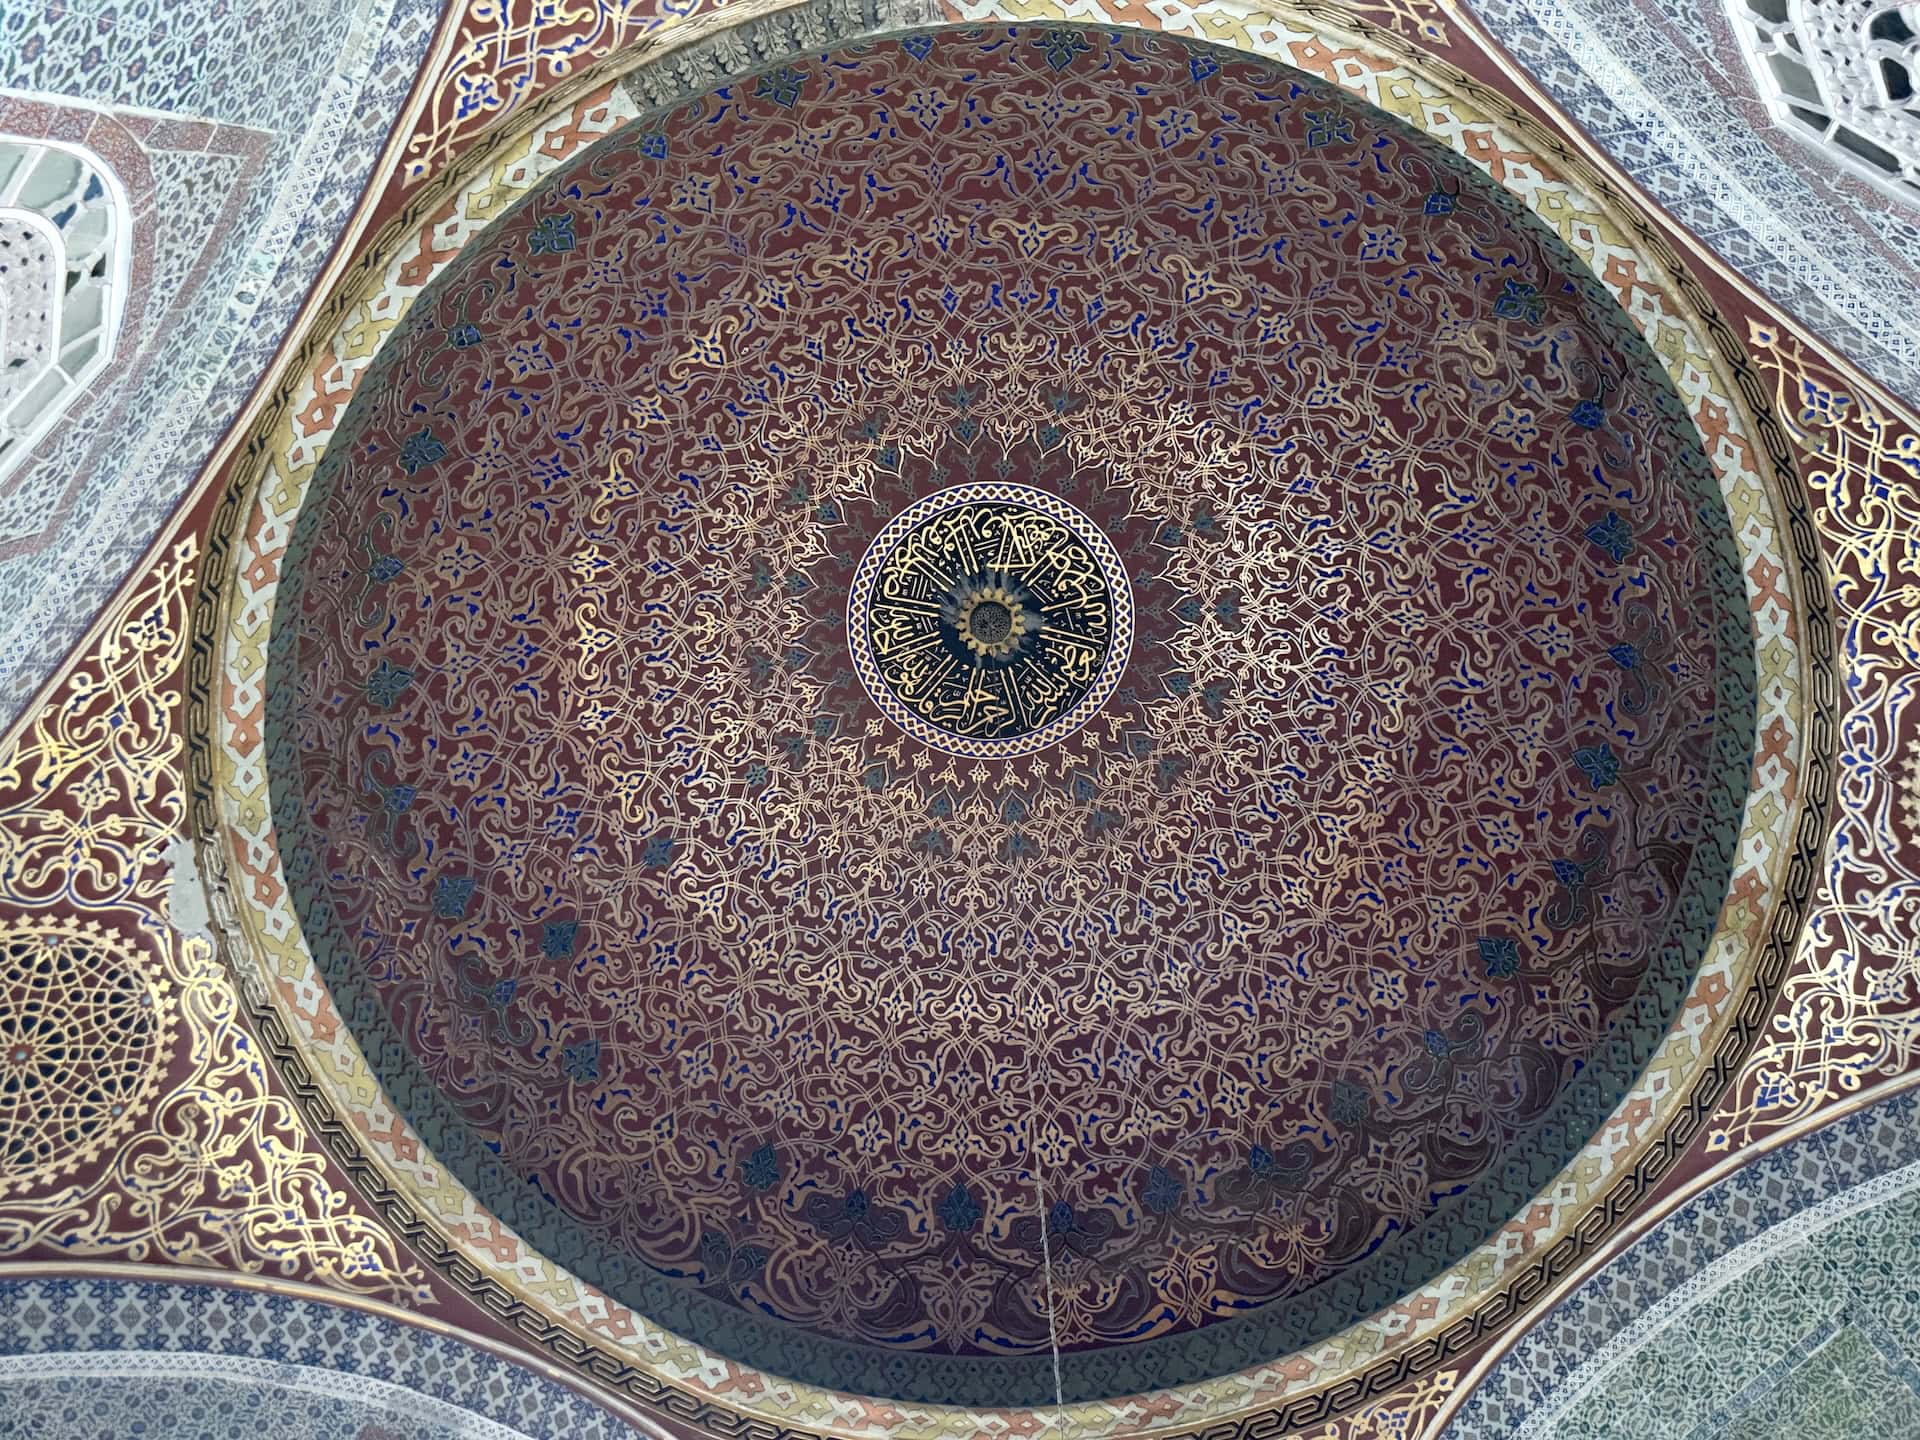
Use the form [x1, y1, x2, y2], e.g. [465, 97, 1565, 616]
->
[267, 26, 1751, 1405]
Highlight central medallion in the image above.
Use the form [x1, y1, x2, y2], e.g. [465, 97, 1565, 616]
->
[848, 483, 1133, 757]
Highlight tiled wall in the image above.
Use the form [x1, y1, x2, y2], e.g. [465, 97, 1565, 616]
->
[1453, 1086, 1920, 1438]
[0, 0, 442, 715]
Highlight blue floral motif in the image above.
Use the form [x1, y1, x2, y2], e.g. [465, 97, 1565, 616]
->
[365, 659, 413, 707]
[1048, 1200, 1076, 1235]
[398, 426, 445, 475]
[1033, 29, 1091, 71]
[360, 754, 418, 858]
[368, 552, 404, 584]
[1328, 1082, 1374, 1136]
[491, 978, 517, 1006]
[541, 919, 579, 958]
[447, 323, 482, 349]
[1547, 827, 1613, 931]
[1574, 743, 1620, 788]
[561, 1037, 599, 1083]
[641, 834, 675, 868]
[1423, 1028, 1452, 1057]
[701, 1233, 769, 1283]
[1585, 510, 1635, 562]
[901, 33, 934, 62]
[1248, 1144, 1277, 1177]
[638, 131, 668, 160]
[1570, 397, 1606, 428]
[1187, 51, 1220, 82]
[432, 874, 475, 919]
[1304, 109, 1354, 147]
[939, 1183, 981, 1233]
[1494, 279, 1545, 322]
[1142, 1165, 1182, 1215]
[742, 1144, 780, 1191]
[1478, 936, 1521, 979]
[803, 1184, 907, 1248]
[755, 67, 807, 108]
[1424, 189, 1456, 214]
[1609, 642, 1640, 670]
[527, 212, 574, 255]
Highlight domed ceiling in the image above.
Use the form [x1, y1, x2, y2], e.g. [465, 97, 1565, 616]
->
[266, 23, 1752, 1408]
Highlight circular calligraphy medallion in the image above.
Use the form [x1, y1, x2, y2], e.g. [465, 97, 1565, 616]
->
[849, 484, 1133, 757]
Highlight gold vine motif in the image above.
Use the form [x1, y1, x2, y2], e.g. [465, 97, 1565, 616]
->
[0, 540, 429, 1304]
[1708, 323, 1920, 1153]
[400, 0, 805, 185]
[185, 4, 1831, 1438]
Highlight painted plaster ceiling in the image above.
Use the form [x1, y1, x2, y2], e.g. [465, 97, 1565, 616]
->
[0, 0, 1917, 1438]
[271, 24, 1750, 1406]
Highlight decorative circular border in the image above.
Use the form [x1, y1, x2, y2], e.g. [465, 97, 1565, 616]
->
[846, 482, 1134, 758]
[178, 1, 1838, 1434]
[0, 916, 175, 1203]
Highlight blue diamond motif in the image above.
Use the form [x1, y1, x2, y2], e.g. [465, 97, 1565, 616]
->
[1585, 510, 1635, 563]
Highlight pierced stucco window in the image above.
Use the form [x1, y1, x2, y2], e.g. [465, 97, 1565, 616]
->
[1726, 0, 1920, 203]
[0, 139, 132, 481]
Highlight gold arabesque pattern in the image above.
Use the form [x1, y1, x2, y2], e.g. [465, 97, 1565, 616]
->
[0, 542, 429, 1302]
[194, 8, 1825, 1437]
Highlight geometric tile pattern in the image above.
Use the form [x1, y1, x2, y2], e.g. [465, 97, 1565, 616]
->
[1450, 1083, 1920, 1437]
[1460, 0, 1920, 408]
[0, 1273, 643, 1440]
[0, 0, 439, 717]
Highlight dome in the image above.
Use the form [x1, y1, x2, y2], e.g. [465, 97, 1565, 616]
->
[267, 20, 1750, 1414]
